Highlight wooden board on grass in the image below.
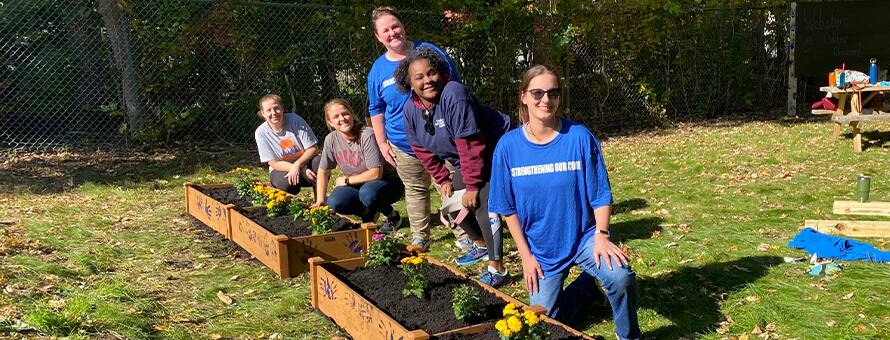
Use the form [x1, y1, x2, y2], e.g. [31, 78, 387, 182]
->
[803, 220, 890, 238]
[833, 201, 890, 218]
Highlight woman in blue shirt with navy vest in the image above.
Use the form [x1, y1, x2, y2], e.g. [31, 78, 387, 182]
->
[488, 65, 641, 339]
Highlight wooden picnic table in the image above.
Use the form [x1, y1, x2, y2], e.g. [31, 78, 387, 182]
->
[813, 85, 890, 152]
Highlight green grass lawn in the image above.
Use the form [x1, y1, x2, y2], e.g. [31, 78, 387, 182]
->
[1, 118, 889, 339]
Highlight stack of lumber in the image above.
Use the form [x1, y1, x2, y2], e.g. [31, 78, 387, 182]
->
[802, 201, 890, 238]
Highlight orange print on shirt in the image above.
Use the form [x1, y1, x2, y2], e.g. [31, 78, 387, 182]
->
[279, 139, 303, 161]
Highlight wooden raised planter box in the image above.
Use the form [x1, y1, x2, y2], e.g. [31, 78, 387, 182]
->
[309, 256, 593, 340]
[229, 207, 377, 278]
[184, 183, 241, 239]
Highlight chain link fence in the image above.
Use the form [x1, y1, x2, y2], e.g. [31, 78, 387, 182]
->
[1, 0, 790, 150]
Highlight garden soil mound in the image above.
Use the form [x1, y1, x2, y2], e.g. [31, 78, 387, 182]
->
[200, 186, 253, 207]
[243, 208, 358, 238]
[336, 264, 507, 334]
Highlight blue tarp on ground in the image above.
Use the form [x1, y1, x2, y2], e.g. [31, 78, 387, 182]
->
[788, 227, 890, 263]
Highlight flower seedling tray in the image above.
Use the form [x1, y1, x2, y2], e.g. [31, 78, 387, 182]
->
[184, 183, 248, 239]
[229, 207, 376, 278]
[309, 256, 591, 340]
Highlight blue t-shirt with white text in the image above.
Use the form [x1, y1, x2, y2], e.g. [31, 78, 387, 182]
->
[488, 119, 613, 277]
[367, 41, 460, 155]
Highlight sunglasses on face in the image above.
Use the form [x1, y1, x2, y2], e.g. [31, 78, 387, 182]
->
[527, 88, 562, 101]
[422, 109, 435, 135]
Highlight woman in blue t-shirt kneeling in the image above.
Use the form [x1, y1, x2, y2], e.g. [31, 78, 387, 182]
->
[488, 65, 641, 340]
[395, 48, 512, 288]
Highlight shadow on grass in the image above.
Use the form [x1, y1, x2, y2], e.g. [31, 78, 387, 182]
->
[613, 198, 648, 215]
[573, 255, 783, 338]
[840, 130, 890, 150]
[610, 217, 662, 243]
[0, 147, 257, 194]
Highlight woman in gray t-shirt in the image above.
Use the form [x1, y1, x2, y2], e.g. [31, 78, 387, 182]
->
[315, 99, 404, 229]
[254, 94, 321, 195]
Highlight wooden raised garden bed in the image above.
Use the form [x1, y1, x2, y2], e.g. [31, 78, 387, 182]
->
[184, 183, 251, 239]
[309, 256, 594, 340]
[229, 207, 377, 278]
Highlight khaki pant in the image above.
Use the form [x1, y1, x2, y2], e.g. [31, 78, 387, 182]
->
[391, 143, 466, 242]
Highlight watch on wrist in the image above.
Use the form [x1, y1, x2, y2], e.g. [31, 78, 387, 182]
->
[594, 229, 610, 237]
[345, 176, 350, 185]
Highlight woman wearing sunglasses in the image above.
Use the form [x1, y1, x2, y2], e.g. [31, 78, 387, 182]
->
[488, 65, 641, 339]
[395, 47, 512, 287]
[366, 7, 470, 248]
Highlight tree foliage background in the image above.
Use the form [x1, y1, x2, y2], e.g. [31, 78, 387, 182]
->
[1, 0, 792, 149]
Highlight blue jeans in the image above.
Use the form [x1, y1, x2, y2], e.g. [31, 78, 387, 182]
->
[325, 178, 404, 222]
[529, 235, 641, 340]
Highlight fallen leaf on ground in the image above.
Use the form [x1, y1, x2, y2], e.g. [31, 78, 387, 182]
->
[756, 243, 771, 252]
[664, 242, 678, 248]
[842, 292, 854, 300]
[764, 323, 777, 332]
[752, 326, 763, 335]
[826, 320, 837, 328]
[229, 275, 240, 281]
[745, 295, 761, 303]
[217, 291, 233, 305]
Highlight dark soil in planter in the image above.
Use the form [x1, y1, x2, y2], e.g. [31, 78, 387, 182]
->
[334, 264, 508, 334]
[198, 186, 253, 207]
[243, 208, 359, 238]
[432, 323, 584, 339]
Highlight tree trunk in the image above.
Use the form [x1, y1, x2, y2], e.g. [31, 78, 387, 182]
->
[98, 0, 143, 134]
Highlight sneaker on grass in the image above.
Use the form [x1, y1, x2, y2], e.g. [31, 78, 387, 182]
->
[454, 237, 473, 252]
[378, 211, 401, 233]
[455, 245, 489, 266]
[410, 237, 431, 252]
[479, 268, 509, 288]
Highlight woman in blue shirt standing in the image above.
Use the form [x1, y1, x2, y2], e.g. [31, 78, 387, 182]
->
[366, 7, 467, 249]
[488, 65, 641, 339]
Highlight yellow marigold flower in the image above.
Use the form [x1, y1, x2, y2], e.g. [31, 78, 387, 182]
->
[523, 310, 539, 325]
[254, 185, 264, 192]
[502, 329, 512, 337]
[507, 316, 523, 332]
[503, 303, 518, 317]
[266, 201, 275, 209]
[495, 319, 508, 333]
[400, 257, 410, 264]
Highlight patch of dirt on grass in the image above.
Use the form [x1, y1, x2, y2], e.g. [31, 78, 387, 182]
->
[0, 147, 255, 193]
[0, 225, 53, 256]
[185, 217, 252, 260]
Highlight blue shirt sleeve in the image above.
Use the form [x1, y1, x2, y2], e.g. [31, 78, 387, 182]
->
[404, 104, 420, 147]
[584, 132, 613, 209]
[487, 138, 516, 215]
[367, 62, 385, 117]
